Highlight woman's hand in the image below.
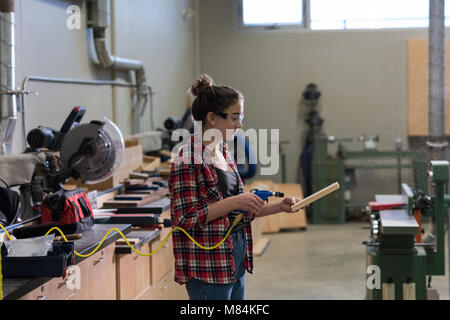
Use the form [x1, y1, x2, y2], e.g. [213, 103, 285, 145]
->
[232, 192, 265, 218]
[279, 197, 303, 213]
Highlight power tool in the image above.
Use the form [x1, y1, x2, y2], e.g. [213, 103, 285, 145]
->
[237, 188, 284, 215]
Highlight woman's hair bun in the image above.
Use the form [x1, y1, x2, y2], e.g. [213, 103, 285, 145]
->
[191, 74, 214, 97]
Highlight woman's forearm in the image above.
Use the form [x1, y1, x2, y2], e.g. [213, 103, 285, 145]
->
[206, 197, 237, 222]
[257, 201, 282, 218]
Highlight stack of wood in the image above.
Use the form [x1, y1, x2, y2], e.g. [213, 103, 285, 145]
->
[101, 171, 169, 208]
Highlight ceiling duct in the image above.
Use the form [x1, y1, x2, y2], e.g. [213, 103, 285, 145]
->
[427, 0, 447, 160]
[87, 0, 149, 134]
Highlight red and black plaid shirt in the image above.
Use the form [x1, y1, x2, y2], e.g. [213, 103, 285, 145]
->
[169, 135, 254, 285]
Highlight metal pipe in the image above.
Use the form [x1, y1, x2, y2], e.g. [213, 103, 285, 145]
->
[20, 75, 136, 150]
[21, 75, 135, 88]
[0, 0, 17, 155]
[88, 0, 149, 134]
[427, 0, 449, 299]
[428, 0, 447, 160]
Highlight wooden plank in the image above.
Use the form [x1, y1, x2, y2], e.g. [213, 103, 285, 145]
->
[129, 172, 150, 179]
[96, 189, 119, 208]
[123, 177, 163, 187]
[124, 190, 157, 195]
[123, 179, 148, 186]
[290, 182, 340, 211]
[408, 39, 450, 136]
[115, 238, 141, 246]
[125, 140, 141, 147]
[114, 194, 149, 200]
[158, 169, 171, 177]
[102, 190, 169, 208]
[139, 155, 161, 172]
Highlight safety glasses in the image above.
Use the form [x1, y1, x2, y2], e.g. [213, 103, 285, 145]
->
[218, 112, 244, 125]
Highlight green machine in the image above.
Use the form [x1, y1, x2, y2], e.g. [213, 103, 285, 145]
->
[365, 160, 449, 300]
[298, 84, 427, 224]
[310, 134, 428, 224]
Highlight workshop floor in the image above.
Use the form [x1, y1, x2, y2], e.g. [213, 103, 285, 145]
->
[245, 222, 450, 300]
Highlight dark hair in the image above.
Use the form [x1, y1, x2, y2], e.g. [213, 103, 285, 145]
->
[190, 74, 244, 123]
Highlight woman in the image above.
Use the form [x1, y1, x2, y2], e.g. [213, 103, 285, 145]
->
[169, 74, 301, 300]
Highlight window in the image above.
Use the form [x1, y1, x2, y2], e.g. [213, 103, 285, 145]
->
[310, 0, 429, 30]
[240, 0, 305, 29]
[239, 0, 450, 31]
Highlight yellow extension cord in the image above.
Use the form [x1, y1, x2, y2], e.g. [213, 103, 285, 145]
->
[0, 241, 2, 300]
[0, 213, 243, 258]
[0, 214, 243, 300]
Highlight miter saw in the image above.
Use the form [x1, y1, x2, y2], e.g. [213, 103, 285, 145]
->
[0, 106, 124, 222]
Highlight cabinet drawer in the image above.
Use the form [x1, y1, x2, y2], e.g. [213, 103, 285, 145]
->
[153, 269, 187, 300]
[171, 282, 189, 300]
[19, 283, 50, 300]
[137, 269, 187, 300]
[151, 273, 171, 300]
[45, 272, 78, 300]
[71, 244, 116, 300]
[150, 233, 173, 285]
[18, 268, 79, 300]
[116, 244, 151, 300]
[144, 270, 172, 300]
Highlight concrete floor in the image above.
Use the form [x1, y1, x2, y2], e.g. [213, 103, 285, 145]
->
[245, 222, 450, 300]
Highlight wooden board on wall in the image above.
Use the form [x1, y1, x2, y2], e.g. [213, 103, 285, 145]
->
[408, 39, 450, 136]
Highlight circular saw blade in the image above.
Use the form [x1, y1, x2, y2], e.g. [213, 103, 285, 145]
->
[60, 118, 124, 184]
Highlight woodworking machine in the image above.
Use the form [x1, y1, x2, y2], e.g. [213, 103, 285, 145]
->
[310, 134, 427, 224]
[0, 106, 124, 222]
[364, 160, 449, 300]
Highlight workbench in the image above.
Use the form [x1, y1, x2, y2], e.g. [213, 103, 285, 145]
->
[2, 208, 188, 300]
[3, 223, 132, 300]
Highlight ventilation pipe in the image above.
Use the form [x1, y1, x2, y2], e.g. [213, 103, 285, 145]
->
[428, 0, 447, 160]
[87, 0, 149, 134]
[0, 0, 17, 155]
[426, 0, 449, 298]
[425, 0, 446, 246]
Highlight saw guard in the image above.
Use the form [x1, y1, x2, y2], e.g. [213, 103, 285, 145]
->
[59, 117, 124, 184]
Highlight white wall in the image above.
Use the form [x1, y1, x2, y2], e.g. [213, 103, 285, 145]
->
[199, 0, 429, 190]
[12, 0, 198, 154]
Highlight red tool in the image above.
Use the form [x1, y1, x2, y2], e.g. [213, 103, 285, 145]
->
[368, 201, 406, 211]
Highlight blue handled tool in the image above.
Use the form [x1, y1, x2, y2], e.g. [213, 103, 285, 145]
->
[238, 188, 284, 215]
[250, 188, 284, 201]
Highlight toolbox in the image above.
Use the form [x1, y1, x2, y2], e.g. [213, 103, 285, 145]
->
[1, 241, 75, 278]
